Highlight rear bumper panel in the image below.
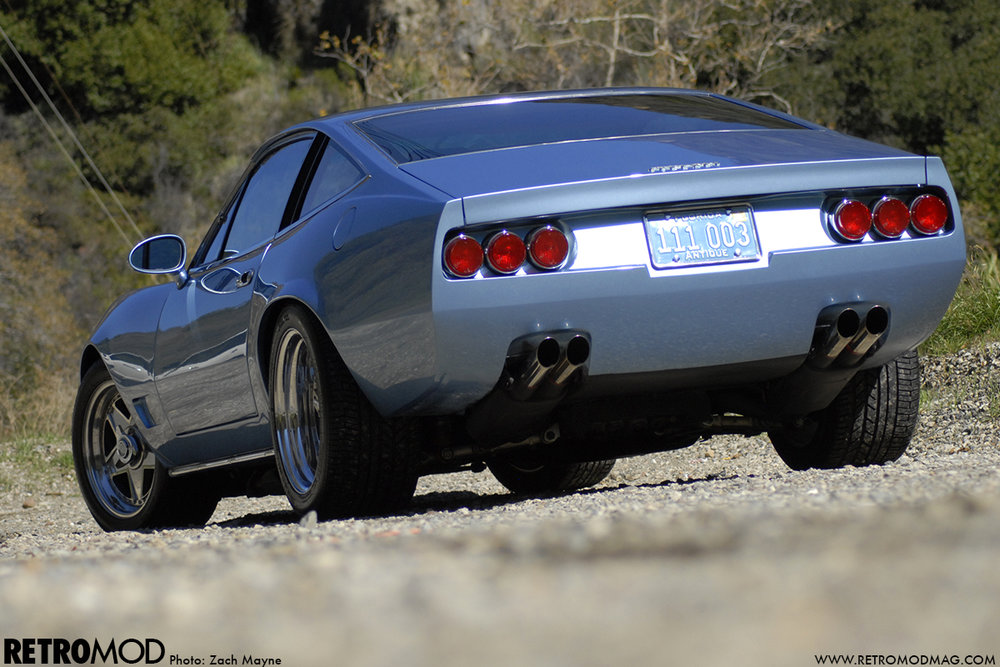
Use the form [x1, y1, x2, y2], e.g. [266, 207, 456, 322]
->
[416, 236, 963, 415]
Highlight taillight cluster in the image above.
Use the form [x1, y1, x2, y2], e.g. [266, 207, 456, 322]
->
[830, 193, 949, 242]
[443, 225, 571, 278]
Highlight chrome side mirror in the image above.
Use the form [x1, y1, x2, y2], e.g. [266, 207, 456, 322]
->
[128, 234, 188, 286]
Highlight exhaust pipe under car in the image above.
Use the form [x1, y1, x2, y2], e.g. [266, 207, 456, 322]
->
[542, 335, 591, 393]
[770, 303, 891, 416]
[465, 330, 592, 445]
[841, 305, 889, 366]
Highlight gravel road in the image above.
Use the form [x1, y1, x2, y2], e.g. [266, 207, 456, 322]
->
[2, 348, 999, 667]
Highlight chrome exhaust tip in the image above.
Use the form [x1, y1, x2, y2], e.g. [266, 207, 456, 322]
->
[549, 335, 591, 387]
[842, 305, 889, 365]
[809, 303, 889, 369]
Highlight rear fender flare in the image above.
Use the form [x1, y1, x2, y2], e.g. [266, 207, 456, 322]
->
[255, 289, 330, 398]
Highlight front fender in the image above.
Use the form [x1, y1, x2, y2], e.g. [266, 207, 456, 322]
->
[82, 282, 176, 453]
[88, 284, 172, 386]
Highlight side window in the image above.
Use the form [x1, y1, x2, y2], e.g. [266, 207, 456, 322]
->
[300, 142, 365, 215]
[198, 215, 229, 266]
[222, 136, 313, 257]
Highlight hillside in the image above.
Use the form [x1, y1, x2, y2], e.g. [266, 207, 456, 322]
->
[1, 0, 999, 439]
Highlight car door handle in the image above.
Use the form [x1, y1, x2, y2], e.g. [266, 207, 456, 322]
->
[236, 270, 254, 288]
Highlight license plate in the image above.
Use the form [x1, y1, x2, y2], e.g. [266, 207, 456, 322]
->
[644, 206, 760, 269]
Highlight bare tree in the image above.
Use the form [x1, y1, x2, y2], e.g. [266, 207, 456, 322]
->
[316, 0, 835, 112]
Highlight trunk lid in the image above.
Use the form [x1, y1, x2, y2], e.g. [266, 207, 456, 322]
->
[399, 129, 916, 200]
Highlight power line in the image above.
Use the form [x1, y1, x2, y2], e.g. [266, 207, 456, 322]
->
[0, 21, 141, 246]
[0, 22, 142, 241]
[0, 51, 133, 246]
[0, 2, 140, 229]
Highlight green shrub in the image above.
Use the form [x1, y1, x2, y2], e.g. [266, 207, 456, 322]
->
[922, 249, 1000, 356]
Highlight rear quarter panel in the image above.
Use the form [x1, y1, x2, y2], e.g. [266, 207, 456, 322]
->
[256, 166, 451, 415]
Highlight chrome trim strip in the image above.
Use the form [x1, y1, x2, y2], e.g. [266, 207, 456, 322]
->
[168, 450, 274, 477]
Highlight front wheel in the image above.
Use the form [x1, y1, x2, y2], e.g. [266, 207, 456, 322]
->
[768, 349, 920, 470]
[73, 364, 219, 531]
[269, 306, 418, 519]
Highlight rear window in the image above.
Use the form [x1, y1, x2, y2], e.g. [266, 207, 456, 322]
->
[354, 93, 806, 163]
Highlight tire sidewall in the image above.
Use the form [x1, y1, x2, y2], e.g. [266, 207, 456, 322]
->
[769, 350, 920, 470]
[488, 455, 615, 495]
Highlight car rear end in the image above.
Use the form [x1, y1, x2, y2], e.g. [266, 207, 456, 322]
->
[351, 90, 966, 451]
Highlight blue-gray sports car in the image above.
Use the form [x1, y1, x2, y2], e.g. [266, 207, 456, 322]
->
[72, 88, 966, 530]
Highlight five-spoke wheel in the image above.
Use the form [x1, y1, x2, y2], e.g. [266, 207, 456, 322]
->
[78, 375, 157, 519]
[73, 364, 220, 531]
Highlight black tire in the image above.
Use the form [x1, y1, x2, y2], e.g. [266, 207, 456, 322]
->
[72, 364, 219, 531]
[269, 306, 418, 519]
[768, 349, 920, 470]
[488, 454, 616, 495]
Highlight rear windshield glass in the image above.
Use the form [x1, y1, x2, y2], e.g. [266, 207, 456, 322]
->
[354, 93, 806, 163]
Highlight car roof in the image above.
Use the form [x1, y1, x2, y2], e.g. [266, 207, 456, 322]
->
[298, 87, 818, 134]
[294, 88, 820, 166]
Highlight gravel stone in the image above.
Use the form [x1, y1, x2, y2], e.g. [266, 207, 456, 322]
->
[1, 348, 999, 666]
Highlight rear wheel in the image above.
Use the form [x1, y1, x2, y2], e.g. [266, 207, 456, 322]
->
[768, 349, 920, 470]
[488, 453, 615, 495]
[73, 364, 219, 531]
[270, 306, 418, 519]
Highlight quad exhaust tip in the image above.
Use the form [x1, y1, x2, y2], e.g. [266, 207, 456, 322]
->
[811, 303, 889, 369]
[507, 332, 591, 400]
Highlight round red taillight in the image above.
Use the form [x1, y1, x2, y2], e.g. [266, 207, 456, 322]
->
[871, 196, 910, 238]
[527, 226, 570, 270]
[443, 234, 483, 278]
[910, 194, 948, 235]
[832, 199, 872, 241]
[485, 230, 526, 274]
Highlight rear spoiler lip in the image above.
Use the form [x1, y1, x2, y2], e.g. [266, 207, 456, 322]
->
[459, 156, 930, 225]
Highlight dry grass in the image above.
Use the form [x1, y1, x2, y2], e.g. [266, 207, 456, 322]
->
[0, 372, 75, 491]
[0, 371, 75, 443]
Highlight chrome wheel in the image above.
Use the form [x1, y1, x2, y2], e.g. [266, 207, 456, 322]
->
[80, 378, 156, 519]
[272, 327, 323, 497]
[268, 307, 419, 518]
[73, 364, 221, 531]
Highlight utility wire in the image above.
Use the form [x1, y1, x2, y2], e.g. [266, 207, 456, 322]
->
[0, 22, 142, 241]
[0, 51, 133, 247]
[0, 2, 141, 236]
[37, 44, 137, 207]
[0, 21, 141, 246]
